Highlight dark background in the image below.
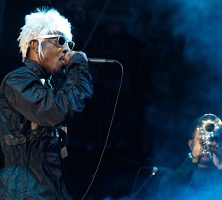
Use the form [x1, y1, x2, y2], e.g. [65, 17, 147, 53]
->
[1, 0, 222, 199]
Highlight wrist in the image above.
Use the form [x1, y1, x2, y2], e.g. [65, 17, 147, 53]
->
[188, 152, 199, 164]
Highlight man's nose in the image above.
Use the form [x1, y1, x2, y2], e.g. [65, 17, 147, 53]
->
[63, 49, 68, 54]
[63, 42, 71, 51]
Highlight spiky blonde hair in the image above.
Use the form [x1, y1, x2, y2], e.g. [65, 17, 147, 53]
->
[18, 7, 73, 62]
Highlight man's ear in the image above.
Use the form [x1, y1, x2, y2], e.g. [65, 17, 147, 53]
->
[30, 40, 38, 53]
[188, 140, 192, 150]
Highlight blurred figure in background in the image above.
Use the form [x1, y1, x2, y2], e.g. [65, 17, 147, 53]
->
[0, 7, 93, 200]
[158, 114, 222, 200]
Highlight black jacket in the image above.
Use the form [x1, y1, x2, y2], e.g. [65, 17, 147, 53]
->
[157, 158, 222, 200]
[0, 53, 93, 200]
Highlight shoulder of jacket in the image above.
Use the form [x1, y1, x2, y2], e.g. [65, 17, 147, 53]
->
[1, 66, 39, 88]
[5, 66, 38, 79]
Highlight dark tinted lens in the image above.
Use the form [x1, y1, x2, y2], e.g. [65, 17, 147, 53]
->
[57, 36, 66, 46]
[68, 41, 74, 50]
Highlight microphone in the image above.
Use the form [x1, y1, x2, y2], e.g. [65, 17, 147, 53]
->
[88, 58, 116, 63]
[151, 166, 158, 176]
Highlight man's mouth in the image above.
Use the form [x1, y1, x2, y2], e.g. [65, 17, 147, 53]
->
[59, 56, 66, 65]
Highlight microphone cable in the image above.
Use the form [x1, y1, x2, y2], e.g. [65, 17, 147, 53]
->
[130, 166, 150, 197]
[129, 166, 158, 200]
[80, 60, 124, 200]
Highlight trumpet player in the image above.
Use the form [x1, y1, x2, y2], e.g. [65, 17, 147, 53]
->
[157, 115, 222, 200]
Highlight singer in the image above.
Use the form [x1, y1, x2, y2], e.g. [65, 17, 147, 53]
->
[0, 8, 93, 199]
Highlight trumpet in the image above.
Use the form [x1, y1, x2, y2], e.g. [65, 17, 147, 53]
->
[197, 113, 222, 155]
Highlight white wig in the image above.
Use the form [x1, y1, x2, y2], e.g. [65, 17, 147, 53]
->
[18, 7, 73, 62]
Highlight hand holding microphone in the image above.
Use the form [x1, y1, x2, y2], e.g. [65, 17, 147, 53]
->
[61, 50, 116, 66]
[61, 51, 87, 66]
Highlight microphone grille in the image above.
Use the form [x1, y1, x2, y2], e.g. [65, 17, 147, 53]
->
[152, 166, 158, 173]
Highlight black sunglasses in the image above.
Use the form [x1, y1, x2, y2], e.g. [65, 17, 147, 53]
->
[56, 36, 75, 50]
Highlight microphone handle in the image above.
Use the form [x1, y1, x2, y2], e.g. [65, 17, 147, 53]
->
[88, 58, 116, 63]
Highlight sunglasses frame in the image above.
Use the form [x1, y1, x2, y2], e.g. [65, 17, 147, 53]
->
[34, 34, 75, 50]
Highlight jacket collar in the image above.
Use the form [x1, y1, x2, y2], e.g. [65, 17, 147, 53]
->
[24, 58, 51, 80]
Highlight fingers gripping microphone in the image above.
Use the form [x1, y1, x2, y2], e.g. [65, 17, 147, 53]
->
[88, 58, 116, 63]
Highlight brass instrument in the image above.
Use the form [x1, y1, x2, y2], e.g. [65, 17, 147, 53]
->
[197, 113, 222, 155]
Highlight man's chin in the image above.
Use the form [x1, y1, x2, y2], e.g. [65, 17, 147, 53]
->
[51, 65, 62, 74]
[53, 68, 66, 76]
